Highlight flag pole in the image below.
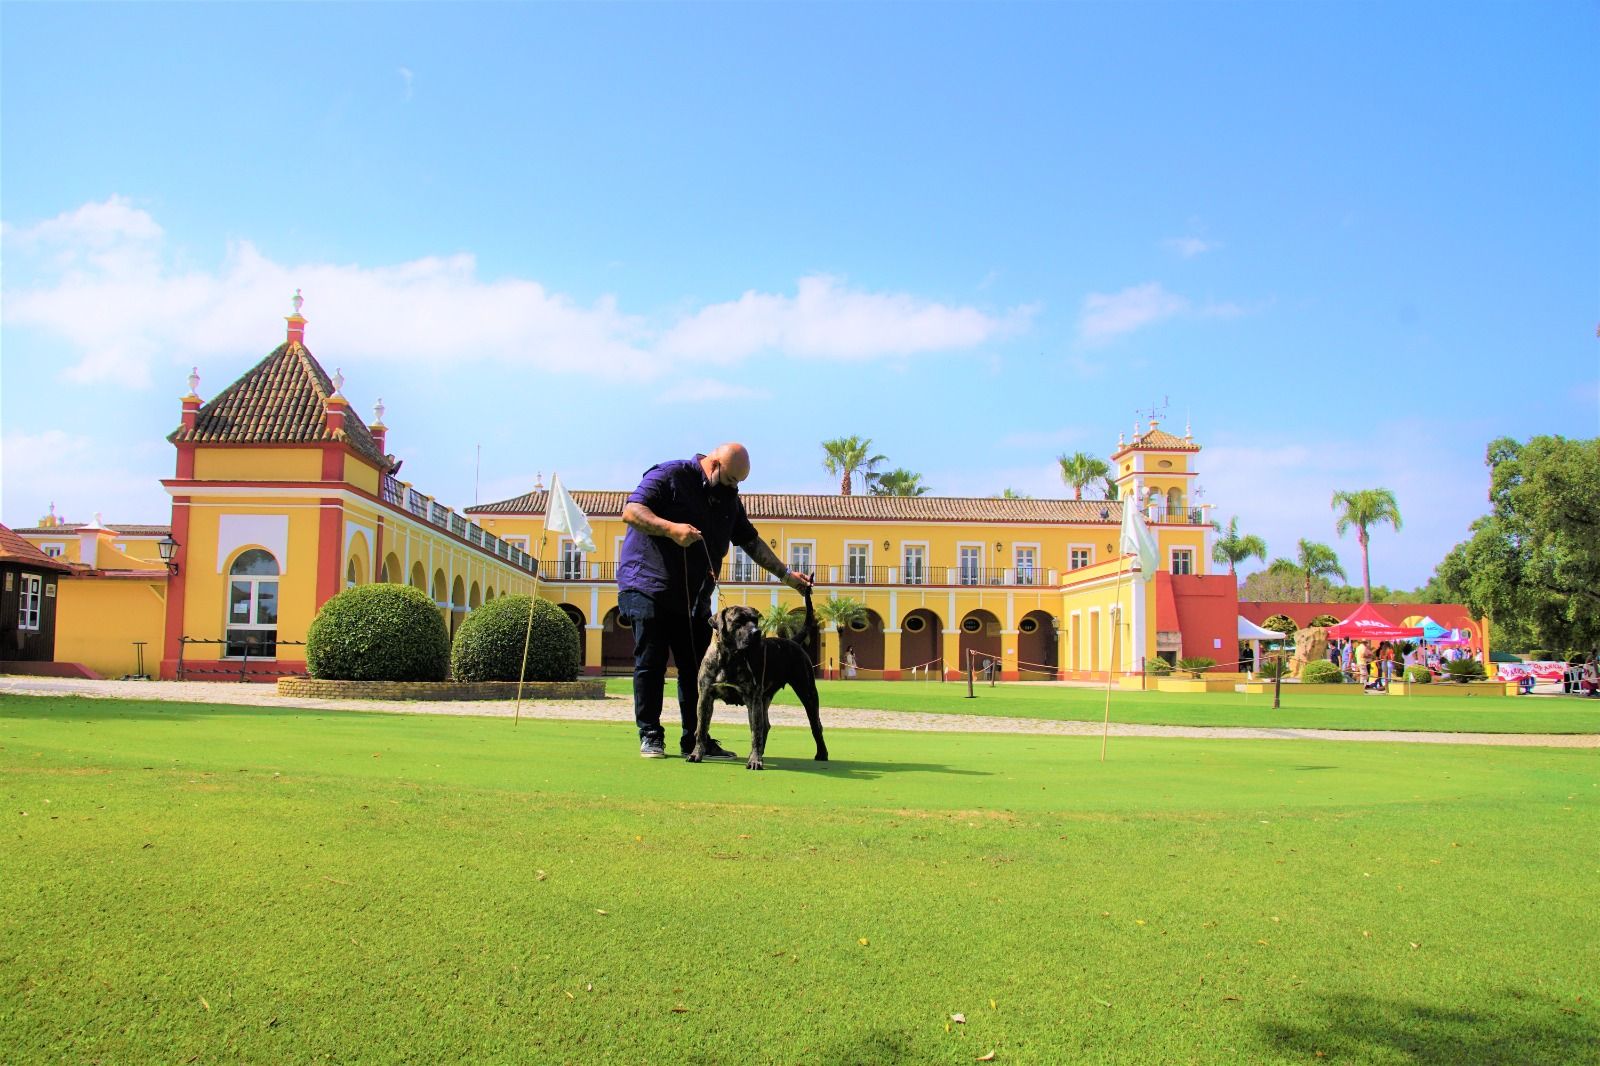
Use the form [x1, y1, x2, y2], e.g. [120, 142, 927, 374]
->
[514, 519, 551, 727]
[1100, 560, 1126, 763]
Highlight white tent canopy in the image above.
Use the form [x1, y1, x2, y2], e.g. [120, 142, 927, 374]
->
[1240, 616, 1291, 640]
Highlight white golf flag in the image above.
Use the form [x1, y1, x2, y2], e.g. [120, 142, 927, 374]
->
[546, 473, 595, 553]
[1119, 498, 1158, 581]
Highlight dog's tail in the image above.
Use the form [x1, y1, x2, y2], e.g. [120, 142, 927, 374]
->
[800, 574, 820, 674]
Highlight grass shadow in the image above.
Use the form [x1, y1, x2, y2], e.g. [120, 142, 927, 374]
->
[0, 696, 307, 724]
[767, 757, 992, 780]
[1259, 989, 1597, 1064]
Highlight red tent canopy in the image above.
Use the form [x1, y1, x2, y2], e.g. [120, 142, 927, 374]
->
[1324, 603, 1425, 640]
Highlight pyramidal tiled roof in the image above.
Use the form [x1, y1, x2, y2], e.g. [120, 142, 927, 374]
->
[0, 523, 73, 572]
[168, 342, 386, 467]
[1111, 423, 1200, 459]
[468, 490, 1124, 524]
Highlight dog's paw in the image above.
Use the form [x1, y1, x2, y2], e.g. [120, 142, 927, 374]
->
[815, 749, 829, 762]
[684, 749, 704, 764]
[745, 756, 764, 771]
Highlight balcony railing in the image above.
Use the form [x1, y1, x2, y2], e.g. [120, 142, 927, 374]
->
[377, 475, 536, 574]
[539, 560, 620, 582]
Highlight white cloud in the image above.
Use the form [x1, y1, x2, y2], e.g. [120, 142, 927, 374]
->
[658, 275, 1030, 363]
[655, 378, 771, 405]
[1, 429, 171, 527]
[399, 66, 414, 101]
[3, 198, 1031, 390]
[1163, 236, 1219, 258]
[1077, 282, 1188, 342]
[1075, 282, 1257, 344]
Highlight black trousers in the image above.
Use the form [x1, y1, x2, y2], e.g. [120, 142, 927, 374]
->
[621, 590, 712, 748]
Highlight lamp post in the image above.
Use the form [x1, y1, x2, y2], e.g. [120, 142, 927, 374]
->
[157, 534, 180, 575]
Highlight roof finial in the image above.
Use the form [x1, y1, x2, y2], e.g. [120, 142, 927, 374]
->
[1185, 411, 1192, 440]
[535, 471, 546, 492]
[331, 368, 345, 398]
[1134, 418, 1142, 436]
[186, 366, 200, 398]
[372, 397, 386, 426]
[292, 288, 304, 315]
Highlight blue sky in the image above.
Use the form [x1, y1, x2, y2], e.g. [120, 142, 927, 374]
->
[3, 3, 1595, 588]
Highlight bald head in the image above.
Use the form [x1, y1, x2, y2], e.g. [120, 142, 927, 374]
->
[703, 442, 750, 488]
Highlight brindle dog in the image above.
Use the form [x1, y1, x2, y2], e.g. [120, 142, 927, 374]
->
[687, 590, 827, 770]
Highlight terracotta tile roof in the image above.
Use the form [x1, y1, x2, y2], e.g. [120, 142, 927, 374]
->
[11, 523, 171, 537]
[1111, 425, 1200, 459]
[468, 490, 1125, 525]
[167, 342, 387, 466]
[0, 523, 73, 572]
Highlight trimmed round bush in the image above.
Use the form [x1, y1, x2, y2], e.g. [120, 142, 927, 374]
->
[451, 595, 580, 682]
[307, 584, 450, 681]
[1301, 659, 1344, 684]
[1262, 613, 1298, 638]
[1404, 665, 1432, 684]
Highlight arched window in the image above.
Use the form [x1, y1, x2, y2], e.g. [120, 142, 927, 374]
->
[1167, 487, 1184, 518]
[226, 549, 279, 658]
[346, 559, 360, 589]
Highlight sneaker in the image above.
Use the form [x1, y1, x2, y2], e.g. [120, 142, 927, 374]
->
[640, 737, 666, 759]
[683, 738, 740, 761]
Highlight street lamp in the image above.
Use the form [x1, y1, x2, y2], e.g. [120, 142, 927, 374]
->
[157, 534, 180, 575]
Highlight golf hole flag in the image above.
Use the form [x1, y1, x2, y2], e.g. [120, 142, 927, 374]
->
[1119, 498, 1158, 580]
[546, 473, 595, 553]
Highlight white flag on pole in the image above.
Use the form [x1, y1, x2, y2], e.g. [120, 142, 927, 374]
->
[546, 473, 595, 553]
[1119, 498, 1158, 580]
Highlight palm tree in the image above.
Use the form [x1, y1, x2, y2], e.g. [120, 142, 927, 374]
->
[1211, 515, 1267, 576]
[1293, 539, 1347, 604]
[870, 469, 930, 497]
[1057, 452, 1110, 500]
[821, 436, 887, 495]
[758, 602, 801, 639]
[995, 488, 1032, 499]
[1331, 489, 1402, 602]
[1101, 477, 1120, 501]
[814, 594, 867, 678]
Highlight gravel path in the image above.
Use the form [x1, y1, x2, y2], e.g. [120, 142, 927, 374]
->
[3, 676, 1595, 748]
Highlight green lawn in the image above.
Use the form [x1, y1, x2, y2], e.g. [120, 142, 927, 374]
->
[3, 696, 1596, 1063]
[603, 677, 1600, 734]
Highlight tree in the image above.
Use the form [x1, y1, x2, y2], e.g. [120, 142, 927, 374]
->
[1058, 452, 1110, 500]
[1290, 539, 1347, 603]
[1211, 515, 1267, 577]
[1331, 488, 1403, 602]
[814, 594, 867, 676]
[1240, 564, 1309, 602]
[759, 602, 802, 640]
[1102, 477, 1120, 502]
[820, 436, 887, 496]
[995, 488, 1032, 499]
[1441, 435, 1600, 654]
[870, 468, 931, 497]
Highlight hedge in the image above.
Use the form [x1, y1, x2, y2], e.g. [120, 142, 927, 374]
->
[451, 595, 581, 682]
[307, 584, 450, 682]
[1300, 659, 1344, 684]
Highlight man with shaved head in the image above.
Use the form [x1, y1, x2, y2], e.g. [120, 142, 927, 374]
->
[618, 443, 812, 759]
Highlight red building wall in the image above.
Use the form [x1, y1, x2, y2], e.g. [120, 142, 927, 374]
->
[1166, 574, 1240, 670]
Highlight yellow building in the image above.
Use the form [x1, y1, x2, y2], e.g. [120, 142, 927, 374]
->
[467, 418, 1223, 681]
[21, 296, 1245, 682]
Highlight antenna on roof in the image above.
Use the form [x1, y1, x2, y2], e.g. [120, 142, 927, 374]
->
[1135, 396, 1170, 424]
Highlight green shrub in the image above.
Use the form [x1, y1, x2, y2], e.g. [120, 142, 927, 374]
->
[1176, 656, 1217, 679]
[1309, 613, 1340, 627]
[1262, 614, 1298, 638]
[1300, 659, 1344, 684]
[1404, 665, 1432, 684]
[307, 584, 450, 681]
[451, 595, 581, 682]
[1443, 658, 1487, 683]
[1258, 657, 1290, 679]
[1146, 658, 1173, 676]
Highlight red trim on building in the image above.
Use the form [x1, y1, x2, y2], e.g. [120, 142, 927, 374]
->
[1170, 575, 1239, 669]
[159, 497, 192, 679]
[316, 500, 343, 607]
[175, 442, 195, 479]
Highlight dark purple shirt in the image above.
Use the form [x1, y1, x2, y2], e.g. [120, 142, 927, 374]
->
[617, 455, 759, 606]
